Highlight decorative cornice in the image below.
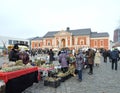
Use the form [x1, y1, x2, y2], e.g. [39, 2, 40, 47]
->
[54, 30, 71, 37]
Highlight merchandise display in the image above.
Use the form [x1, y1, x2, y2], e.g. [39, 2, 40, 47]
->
[0, 60, 33, 72]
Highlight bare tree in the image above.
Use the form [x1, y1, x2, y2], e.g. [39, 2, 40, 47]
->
[1, 40, 7, 55]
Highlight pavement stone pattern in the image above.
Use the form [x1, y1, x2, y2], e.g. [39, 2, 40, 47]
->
[22, 57, 120, 93]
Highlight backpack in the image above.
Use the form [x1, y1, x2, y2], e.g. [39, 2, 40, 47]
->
[110, 50, 118, 59]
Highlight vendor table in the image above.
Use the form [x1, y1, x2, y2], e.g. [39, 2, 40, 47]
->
[38, 67, 54, 77]
[0, 66, 38, 93]
[38, 67, 54, 72]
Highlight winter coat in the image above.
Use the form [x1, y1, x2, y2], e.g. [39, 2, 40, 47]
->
[9, 49, 19, 62]
[110, 49, 119, 60]
[19, 51, 29, 65]
[59, 53, 68, 68]
[76, 52, 84, 70]
[103, 50, 108, 57]
[87, 50, 94, 64]
[48, 50, 54, 62]
[94, 52, 101, 64]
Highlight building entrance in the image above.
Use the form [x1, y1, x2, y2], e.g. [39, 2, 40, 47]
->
[61, 39, 65, 48]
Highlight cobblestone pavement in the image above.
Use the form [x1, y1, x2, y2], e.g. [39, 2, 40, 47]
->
[0, 56, 120, 93]
[22, 57, 120, 93]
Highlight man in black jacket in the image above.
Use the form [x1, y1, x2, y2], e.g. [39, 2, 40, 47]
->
[9, 44, 19, 62]
[110, 48, 119, 70]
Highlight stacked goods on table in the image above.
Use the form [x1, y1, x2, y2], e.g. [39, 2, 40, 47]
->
[44, 70, 72, 88]
[0, 80, 5, 93]
[37, 54, 49, 63]
[34, 54, 49, 66]
[42, 61, 75, 88]
[34, 59, 54, 69]
[0, 60, 33, 72]
[68, 54, 76, 63]
[34, 55, 54, 69]
[34, 55, 55, 78]
[40, 64, 54, 69]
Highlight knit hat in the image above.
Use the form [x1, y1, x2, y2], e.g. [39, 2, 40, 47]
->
[13, 44, 19, 49]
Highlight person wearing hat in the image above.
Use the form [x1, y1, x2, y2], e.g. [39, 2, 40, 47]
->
[59, 50, 69, 73]
[110, 48, 119, 70]
[9, 44, 19, 62]
[75, 50, 84, 81]
[19, 48, 29, 65]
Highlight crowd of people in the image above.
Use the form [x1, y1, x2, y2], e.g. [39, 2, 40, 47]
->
[57, 48, 97, 81]
[57, 47, 120, 82]
[8, 44, 120, 82]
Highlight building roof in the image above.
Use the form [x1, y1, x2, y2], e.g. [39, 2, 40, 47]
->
[31, 28, 109, 39]
[43, 28, 91, 38]
[43, 31, 59, 38]
[91, 32, 109, 38]
[68, 28, 91, 36]
[30, 36, 43, 40]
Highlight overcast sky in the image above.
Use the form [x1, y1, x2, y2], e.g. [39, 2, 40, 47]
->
[0, 0, 120, 41]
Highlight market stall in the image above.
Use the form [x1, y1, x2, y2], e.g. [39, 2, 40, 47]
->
[33, 54, 54, 78]
[0, 66, 38, 93]
[38, 64, 54, 80]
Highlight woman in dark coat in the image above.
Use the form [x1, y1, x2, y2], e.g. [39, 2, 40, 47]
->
[9, 44, 19, 62]
[19, 48, 29, 65]
[59, 51, 69, 73]
[48, 49, 54, 63]
[103, 49, 108, 62]
[87, 49, 94, 75]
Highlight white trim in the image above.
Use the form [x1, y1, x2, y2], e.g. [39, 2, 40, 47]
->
[91, 37, 109, 39]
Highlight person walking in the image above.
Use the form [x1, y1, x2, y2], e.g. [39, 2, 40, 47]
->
[107, 50, 112, 62]
[94, 50, 101, 67]
[110, 48, 119, 70]
[87, 48, 94, 75]
[76, 50, 84, 81]
[103, 49, 108, 63]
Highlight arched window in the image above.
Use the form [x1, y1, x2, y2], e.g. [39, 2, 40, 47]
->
[80, 40, 84, 45]
[47, 41, 50, 46]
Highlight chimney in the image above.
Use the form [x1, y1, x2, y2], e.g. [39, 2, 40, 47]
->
[66, 27, 70, 31]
